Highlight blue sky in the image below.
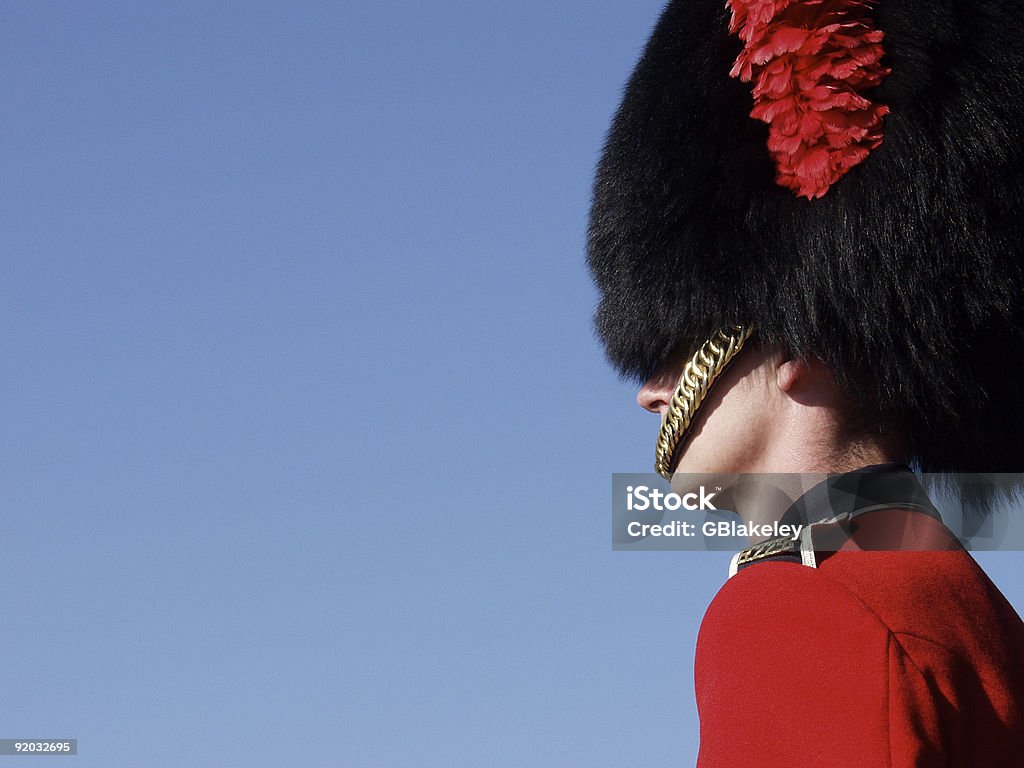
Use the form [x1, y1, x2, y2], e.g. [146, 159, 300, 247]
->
[2, 3, 1021, 766]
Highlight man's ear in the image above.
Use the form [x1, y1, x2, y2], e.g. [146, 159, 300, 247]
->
[776, 358, 808, 392]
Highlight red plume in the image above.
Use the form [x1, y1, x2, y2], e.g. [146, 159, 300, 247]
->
[727, 0, 890, 199]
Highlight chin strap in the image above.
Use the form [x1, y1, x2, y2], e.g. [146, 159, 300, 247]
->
[655, 325, 755, 479]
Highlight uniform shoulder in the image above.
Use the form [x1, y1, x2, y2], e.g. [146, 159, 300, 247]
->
[694, 563, 907, 764]
[693, 555, 1024, 764]
[700, 559, 884, 641]
[695, 561, 894, 702]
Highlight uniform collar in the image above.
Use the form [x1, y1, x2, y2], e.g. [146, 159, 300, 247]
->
[729, 465, 943, 577]
[779, 463, 940, 529]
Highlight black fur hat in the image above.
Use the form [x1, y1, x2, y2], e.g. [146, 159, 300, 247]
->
[588, 0, 1024, 474]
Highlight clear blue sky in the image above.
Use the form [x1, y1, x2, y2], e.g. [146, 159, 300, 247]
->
[2, 3, 1021, 766]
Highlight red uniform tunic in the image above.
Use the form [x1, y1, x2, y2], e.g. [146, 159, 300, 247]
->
[695, 546, 1024, 765]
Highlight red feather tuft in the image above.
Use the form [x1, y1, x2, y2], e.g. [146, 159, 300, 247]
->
[727, 0, 890, 199]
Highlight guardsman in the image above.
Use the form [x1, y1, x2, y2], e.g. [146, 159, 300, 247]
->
[588, 0, 1024, 764]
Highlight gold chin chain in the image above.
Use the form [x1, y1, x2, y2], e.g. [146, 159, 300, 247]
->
[654, 325, 755, 479]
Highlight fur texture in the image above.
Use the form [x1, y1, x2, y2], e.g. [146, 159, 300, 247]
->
[588, 0, 1024, 476]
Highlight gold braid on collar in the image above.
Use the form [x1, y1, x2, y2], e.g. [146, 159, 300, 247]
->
[654, 325, 755, 479]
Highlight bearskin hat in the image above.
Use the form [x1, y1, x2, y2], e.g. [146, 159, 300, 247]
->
[587, 0, 1024, 475]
